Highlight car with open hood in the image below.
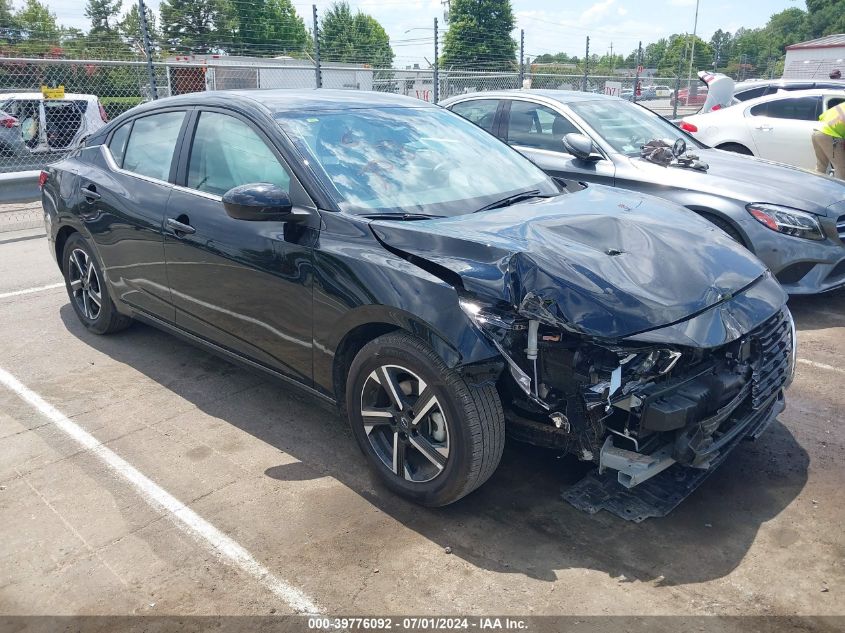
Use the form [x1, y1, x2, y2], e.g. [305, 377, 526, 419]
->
[41, 90, 795, 514]
[442, 89, 845, 295]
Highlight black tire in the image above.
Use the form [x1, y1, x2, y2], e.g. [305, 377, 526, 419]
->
[62, 233, 132, 335]
[346, 331, 505, 506]
[701, 213, 745, 246]
[717, 142, 753, 156]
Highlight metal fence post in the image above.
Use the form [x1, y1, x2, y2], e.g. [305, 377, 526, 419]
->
[312, 5, 322, 89]
[672, 73, 681, 119]
[433, 17, 439, 103]
[518, 29, 524, 88]
[138, 0, 157, 99]
[582, 36, 590, 92]
[633, 40, 642, 104]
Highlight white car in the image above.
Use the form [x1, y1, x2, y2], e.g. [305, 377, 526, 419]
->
[652, 85, 672, 98]
[0, 92, 108, 155]
[679, 88, 845, 171]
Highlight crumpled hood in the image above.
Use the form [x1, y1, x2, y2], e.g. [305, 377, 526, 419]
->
[631, 147, 845, 216]
[371, 185, 772, 340]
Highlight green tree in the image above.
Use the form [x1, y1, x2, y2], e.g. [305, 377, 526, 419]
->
[319, 2, 393, 67]
[118, 3, 158, 54]
[709, 29, 733, 70]
[765, 7, 809, 53]
[15, 0, 60, 53]
[442, 0, 517, 70]
[1, 0, 15, 28]
[223, 0, 309, 56]
[657, 34, 713, 77]
[806, 0, 845, 38]
[159, 0, 226, 53]
[85, 0, 122, 33]
[643, 38, 668, 69]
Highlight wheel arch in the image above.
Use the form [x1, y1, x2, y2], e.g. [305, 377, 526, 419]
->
[328, 304, 500, 406]
[686, 204, 751, 249]
[54, 224, 80, 269]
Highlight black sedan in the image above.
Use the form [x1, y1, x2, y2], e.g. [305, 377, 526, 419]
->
[441, 90, 845, 294]
[41, 90, 795, 512]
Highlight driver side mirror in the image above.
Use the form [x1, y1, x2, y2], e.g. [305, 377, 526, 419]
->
[562, 133, 601, 161]
[222, 183, 298, 222]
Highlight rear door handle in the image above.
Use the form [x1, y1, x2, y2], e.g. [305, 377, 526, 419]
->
[755, 125, 773, 131]
[166, 217, 196, 235]
[80, 186, 100, 200]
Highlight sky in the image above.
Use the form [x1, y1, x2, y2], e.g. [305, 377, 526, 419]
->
[28, 0, 802, 66]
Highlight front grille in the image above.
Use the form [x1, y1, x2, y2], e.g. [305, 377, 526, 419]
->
[837, 214, 845, 244]
[750, 309, 792, 409]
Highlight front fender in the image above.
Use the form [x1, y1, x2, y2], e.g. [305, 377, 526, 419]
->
[312, 213, 501, 397]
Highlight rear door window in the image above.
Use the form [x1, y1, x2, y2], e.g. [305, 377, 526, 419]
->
[122, 111, 186, 181]
[750, 96, 822, 120]
[187, 111, 291, 196]
[449, 100, 500, 133]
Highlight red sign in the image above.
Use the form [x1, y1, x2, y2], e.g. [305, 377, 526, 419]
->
[637, 65, 644, 74]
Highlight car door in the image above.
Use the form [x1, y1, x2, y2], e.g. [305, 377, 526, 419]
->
[78, 109, 188, 321]
[501, 99, 615, 188]
[745, 95, 821, 169]
[163, 108, 317, 384]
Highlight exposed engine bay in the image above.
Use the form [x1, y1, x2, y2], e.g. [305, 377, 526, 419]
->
[459, 296, 794, 493]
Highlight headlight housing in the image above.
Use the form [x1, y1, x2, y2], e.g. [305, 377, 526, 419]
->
[746, 203, 825, 241]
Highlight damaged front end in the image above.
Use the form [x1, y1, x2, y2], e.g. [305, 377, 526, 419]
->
[459, 284, 795, 494]
[370, 187, 796, 517]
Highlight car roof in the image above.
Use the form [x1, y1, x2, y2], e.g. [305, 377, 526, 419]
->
[440, 89, 618, 106]
[740, 88, 845, 104]
[134, 89, 437, 114]
[735, 79, 845, 91]
[0, 92, 100, 101]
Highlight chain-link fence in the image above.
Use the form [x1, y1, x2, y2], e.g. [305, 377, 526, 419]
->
[0, 55, 704, 231]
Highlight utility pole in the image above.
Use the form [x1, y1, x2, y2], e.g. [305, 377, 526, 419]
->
[138, 0, 157, 99]
[609, 41, 614, 74]
[582, 36, 590, 92]
[518, 29, 525, 88]
[686, 0, 700, 91]
[312, 5, 322, 88]
[433, 17, 439, 103]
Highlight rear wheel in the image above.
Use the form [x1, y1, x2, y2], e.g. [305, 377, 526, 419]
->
[716, 142, 753, 156]
[62, 233, 132, 334]
[346, 331, 504, 506]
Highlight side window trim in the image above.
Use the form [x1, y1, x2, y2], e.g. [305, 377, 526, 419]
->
[106, 120, 134, 168]
[175, 106, 312, 207]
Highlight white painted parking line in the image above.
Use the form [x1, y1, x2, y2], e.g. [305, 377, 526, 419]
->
[0, 282, 64, 300]
[797, 358, 845, 375]
[0, 366, 322, 615]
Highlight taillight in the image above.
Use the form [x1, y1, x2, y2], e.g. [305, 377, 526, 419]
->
[680, 121, 698, 133]
[98, 103, 108, 122]
[39, 171, 49, 188]
[0, 115, 17, 128]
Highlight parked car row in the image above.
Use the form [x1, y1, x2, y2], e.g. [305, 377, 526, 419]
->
[41, 87, 817, 518]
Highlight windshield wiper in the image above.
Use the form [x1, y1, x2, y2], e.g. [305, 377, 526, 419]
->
[362, 212, 444, 221]
[474, 190, 555, 213]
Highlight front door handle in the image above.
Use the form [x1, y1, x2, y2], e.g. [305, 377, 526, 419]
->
[81, 186, 100, 201]
[755, 125, 773, 131]
[166, 217, 196, 235]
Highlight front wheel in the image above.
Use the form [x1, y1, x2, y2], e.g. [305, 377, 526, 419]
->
[346, 331, 505, 506]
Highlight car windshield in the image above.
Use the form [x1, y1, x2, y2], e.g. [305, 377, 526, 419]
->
[569, 99, 704, 157]
[275, 106, 557, 216]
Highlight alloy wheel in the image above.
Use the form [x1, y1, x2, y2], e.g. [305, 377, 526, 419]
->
[68, 248, 102, 320]
[359, 364, 450, 483]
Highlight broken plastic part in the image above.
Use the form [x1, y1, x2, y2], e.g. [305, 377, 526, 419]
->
[598, 436, 676, 488]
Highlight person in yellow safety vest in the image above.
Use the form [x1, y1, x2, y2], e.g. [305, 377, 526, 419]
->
[812, 98, 845, 178]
